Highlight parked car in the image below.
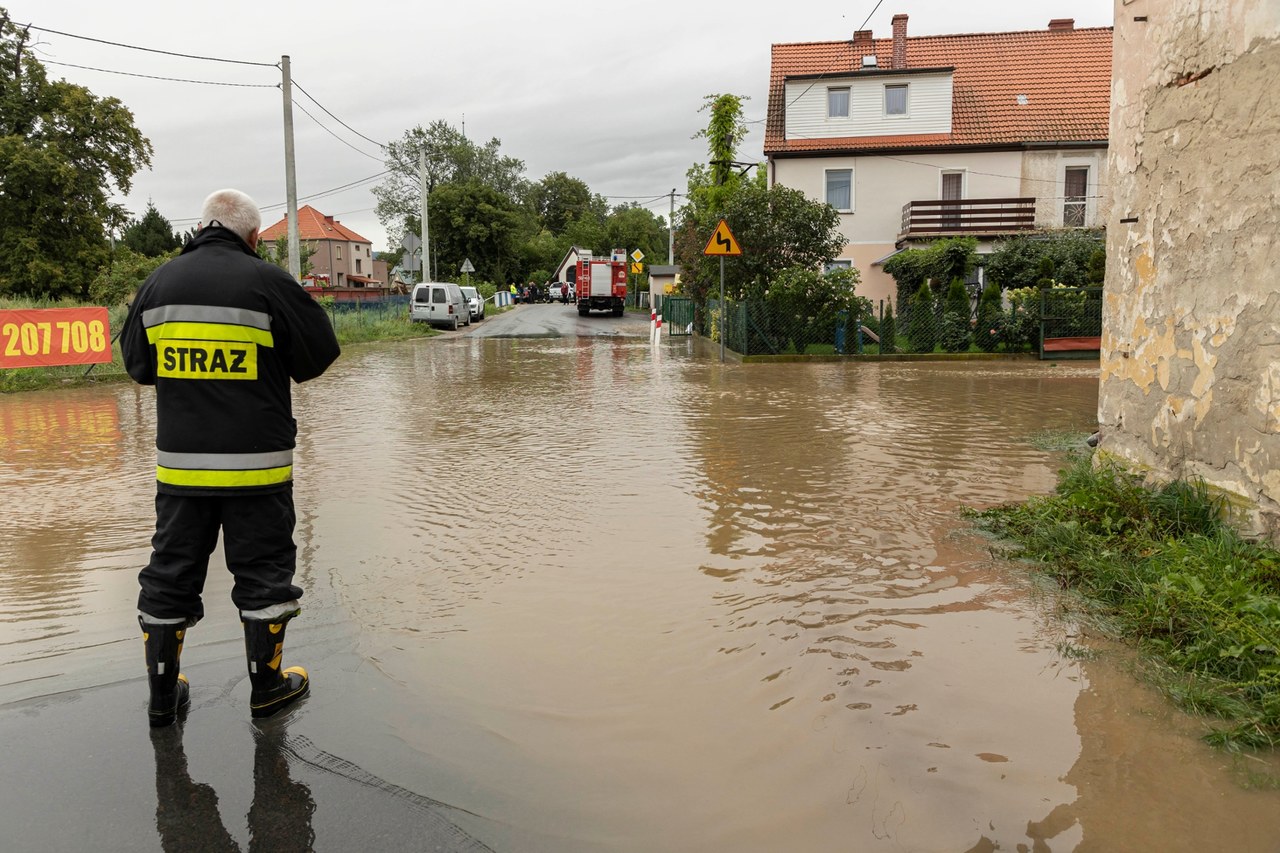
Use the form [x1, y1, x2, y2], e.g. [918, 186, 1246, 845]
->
[459, 285, 484, 321]
[409, 282, 470, 330]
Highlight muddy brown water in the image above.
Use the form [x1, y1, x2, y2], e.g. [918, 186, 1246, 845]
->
[2, 336, 1279, 852]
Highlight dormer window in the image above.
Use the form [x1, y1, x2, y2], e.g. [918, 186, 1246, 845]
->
[827, 87, 850, 118]
[885, 84, 908, 116]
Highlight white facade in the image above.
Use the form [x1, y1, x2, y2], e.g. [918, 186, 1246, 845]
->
[784, 71, 954, 140]
[771, 149, 1108, 307]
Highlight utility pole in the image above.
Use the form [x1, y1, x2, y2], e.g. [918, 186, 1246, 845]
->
[281, 55, 300, 281]
[419, 149, 431, 282]
[668, 188, 675, 264]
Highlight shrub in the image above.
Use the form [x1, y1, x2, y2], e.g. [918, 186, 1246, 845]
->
[905, 281, 937, 352]
[975, 281, 1003, 352]
[880, 304, 896, 353]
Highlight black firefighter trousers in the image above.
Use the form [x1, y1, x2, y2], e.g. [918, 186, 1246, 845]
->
[138, 486, 303, 621]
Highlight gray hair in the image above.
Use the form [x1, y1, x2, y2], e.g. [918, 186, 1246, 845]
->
[200, 189, 261, 242]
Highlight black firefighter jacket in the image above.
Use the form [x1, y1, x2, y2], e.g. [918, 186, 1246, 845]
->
[121, 226, 341, 496]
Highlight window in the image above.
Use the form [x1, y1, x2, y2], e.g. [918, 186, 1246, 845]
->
[1064, 167, 1088, 227]
[825, 169, 853, 211]
[827, 87, 850, 118]
[825, 260, 853, 273]
[356, 259, 362, 273]
[335, 245, 342, 260]
[885, 84, 908, 116]
[941, 172, 964, 228]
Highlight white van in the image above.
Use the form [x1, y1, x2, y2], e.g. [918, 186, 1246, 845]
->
[409, 282, 470, 330]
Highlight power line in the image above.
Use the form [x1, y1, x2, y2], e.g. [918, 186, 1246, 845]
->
[25, 23, 278, 67]
[292, 98, 385, 162]
[169, 171, 391, 224]
[291, 78, 387, 151]
[43, 59, 276, 88]
[747, 0, 888, 125]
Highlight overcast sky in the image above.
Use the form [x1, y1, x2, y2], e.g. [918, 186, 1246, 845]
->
[14, 0, 1113, 252]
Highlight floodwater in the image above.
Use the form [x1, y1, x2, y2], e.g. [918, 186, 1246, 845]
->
[3, 333, 1279, 852]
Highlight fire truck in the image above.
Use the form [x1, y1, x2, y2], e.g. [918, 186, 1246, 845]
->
[574, 250, 628, 317]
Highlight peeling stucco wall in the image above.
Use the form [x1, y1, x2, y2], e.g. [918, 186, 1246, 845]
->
[1100, 0, 1280, 539]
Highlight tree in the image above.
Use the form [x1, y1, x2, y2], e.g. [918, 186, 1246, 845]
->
[985, 230, 1104, 290]
[604, 204, 668, 264]
[258, 235, 314, 279]
[88, 246, 174, 306]
[880, 303, 897, 354]
[372, 120, 526, 241]
[906, 281, 937, 353]
[0, 11, 152, 298]
[694, 94, 749, 190]
[428, 180, 525, 285]
[940, 278, 971, 352]
[122, 202, 180, 257]
[675, 179, 844, 309]
[975, 281, 1003, 352]
[882, 236, 977, 307]
[528, 171, 594, 235]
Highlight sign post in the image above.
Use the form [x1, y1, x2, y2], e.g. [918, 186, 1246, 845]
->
[702, 219, 742, 362]
[460, 257, 475, 286]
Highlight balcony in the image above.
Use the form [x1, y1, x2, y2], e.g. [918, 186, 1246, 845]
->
[899, 197, 1036, 240]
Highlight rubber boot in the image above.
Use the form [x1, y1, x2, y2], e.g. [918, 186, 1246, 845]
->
[140, 617, 191, 728]
[243, 613, 309, 719]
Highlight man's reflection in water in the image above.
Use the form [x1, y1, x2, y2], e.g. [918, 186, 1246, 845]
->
[150, 722, 316, 852]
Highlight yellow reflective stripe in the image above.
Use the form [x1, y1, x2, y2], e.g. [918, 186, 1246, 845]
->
[146, 321, 274, 347]
[157, 464, 292, 488]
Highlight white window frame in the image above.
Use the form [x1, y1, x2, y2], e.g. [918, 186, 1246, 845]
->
[939, 170, 966, 200]
[827, 86, 850, 119]
[825, 259, 853, 274]
[1063, 165, 1089, 227]
[824, 168, 854, 212]
[884, 83, 909, 117]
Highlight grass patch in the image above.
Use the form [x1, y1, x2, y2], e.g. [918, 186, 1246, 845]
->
[969, 454, 1280, 749]
[328, 309, 437, 345]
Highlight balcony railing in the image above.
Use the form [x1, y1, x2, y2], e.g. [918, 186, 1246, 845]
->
[899, 198, 1036, 239]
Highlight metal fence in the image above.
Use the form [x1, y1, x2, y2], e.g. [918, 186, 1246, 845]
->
[685, 286, 1103, 358]
[697, 299, 879, 357]
[1039, 286, 1103, 359]
[320, 297, 409, 327]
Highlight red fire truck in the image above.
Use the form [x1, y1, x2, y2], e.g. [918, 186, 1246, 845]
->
[575, 250, 628, 317]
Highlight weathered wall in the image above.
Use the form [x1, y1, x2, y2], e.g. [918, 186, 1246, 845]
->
[1100, 0, 1280, 539]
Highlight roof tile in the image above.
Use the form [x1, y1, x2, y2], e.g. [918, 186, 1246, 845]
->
[259, 205, 372, 244]
[766, 26, 1113, 154]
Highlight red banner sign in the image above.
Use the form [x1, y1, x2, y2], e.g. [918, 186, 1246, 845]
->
[0, 307, 114, 369]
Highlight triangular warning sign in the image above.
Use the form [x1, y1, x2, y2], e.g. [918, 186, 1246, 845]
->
[702, 219, 742, 256]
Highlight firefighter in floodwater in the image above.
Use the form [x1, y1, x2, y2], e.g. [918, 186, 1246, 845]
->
[121, 188, 341, 727]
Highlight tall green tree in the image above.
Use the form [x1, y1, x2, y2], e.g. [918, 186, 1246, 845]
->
[0, 11, 152, 298]
[694, 94, 749, 191]
[429, 180, 525, 285]
[122, 202, 180, 257]
[675, 178, 844, 308]
[372, 120, 526, 243]
[528, 171, 594, 235]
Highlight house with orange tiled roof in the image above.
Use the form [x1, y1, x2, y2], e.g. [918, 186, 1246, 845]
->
[766, 15, 1112, 306]
[258, 204, 382, 288]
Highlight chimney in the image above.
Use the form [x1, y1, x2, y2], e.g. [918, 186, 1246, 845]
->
[891, 14, 908, 69]
[853, 28, 873, 63]
[1048, 18, 1075, 31]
